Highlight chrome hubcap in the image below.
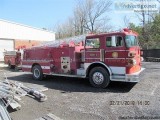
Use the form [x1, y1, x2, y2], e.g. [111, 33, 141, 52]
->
[34, 68, 40, 78]
[92, 72, 104, 85]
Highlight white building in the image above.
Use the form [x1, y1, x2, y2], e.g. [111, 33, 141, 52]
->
[0, 19, 55, 61]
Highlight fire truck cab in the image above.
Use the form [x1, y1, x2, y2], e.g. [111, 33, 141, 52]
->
[22, 28, 145, 88]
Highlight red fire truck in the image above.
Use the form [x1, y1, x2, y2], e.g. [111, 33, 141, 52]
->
[22, 28, 145, 88]
[4, 51, 21, 69]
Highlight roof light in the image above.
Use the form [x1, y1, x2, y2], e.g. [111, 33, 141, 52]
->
[123, 28, 131, 32]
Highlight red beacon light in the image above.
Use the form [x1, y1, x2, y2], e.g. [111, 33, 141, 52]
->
[123, 28, 131, 32]
[123, 28, 138, 36]
[88, 32, 95, 36]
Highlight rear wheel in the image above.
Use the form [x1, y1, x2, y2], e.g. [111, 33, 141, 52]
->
[89, 67, 110, 88]
[32, 65, 43, 80]
[8, 62, 11, 69]
[8, 61, 15, 69]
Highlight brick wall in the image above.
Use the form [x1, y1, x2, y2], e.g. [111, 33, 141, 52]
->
[15, 40, 42, 49]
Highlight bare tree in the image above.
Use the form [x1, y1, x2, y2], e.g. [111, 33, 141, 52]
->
[55, 0, 112, 39]
[81, 0, 112, 33]
[137, 0, 160, 26]
[123, 15, 131, 28]
[158, 0, 160, 14]
[135, 0, 160, 49]
[73, 0, 112, 34]
[136, 0, 150, 43]
[73, 2, 87, 35]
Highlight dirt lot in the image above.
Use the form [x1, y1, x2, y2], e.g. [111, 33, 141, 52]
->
[0, 62, 160, 120]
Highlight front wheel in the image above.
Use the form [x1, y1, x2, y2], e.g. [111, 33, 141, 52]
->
[32, 65, 43, 80]
[89, 67, 110, 88]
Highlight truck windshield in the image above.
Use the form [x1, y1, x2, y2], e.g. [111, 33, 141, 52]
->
[125, 35, 138, 47]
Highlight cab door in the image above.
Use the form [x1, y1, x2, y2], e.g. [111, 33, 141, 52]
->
[104, 35, 127, 75]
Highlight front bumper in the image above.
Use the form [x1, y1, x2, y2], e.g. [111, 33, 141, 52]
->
[125, 68, 145, 82]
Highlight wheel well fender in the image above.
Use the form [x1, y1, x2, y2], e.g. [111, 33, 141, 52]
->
[31, 63, 40, 72]
[86, 62, 111, 77]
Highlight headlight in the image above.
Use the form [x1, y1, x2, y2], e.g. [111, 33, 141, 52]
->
[132, 59, 137, 65]
[128, 59, 136, 66]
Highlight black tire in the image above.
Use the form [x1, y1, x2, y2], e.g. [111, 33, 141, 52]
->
[32, 65, 43, 80]
[89, 67, 110, 88]
[8, 62, 12, 69]
[11, 65, 15, 69]
[8, 61, 15, 69]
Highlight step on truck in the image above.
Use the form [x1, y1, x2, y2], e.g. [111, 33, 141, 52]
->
[22, 28, 145, 88]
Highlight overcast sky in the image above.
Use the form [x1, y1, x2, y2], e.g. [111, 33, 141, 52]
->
[0, 0, 158, 31]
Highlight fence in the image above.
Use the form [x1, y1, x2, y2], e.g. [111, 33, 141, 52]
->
[142, 49, 160, 62]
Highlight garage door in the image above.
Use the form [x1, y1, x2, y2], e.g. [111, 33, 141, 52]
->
[0, 39, 14, 61]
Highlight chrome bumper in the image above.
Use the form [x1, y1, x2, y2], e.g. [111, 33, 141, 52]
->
[111, 68, 145, 82]
[125, 68, 145, 82]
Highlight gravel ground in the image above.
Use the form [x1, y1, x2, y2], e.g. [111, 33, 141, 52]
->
[0, 62, 160, 120]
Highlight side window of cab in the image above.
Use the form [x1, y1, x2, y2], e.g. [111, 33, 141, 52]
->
[106, 36, 124, 47]
[86, 38, 100, 48]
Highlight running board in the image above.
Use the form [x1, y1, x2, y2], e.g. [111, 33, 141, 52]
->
[48, 73, 86, 78]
